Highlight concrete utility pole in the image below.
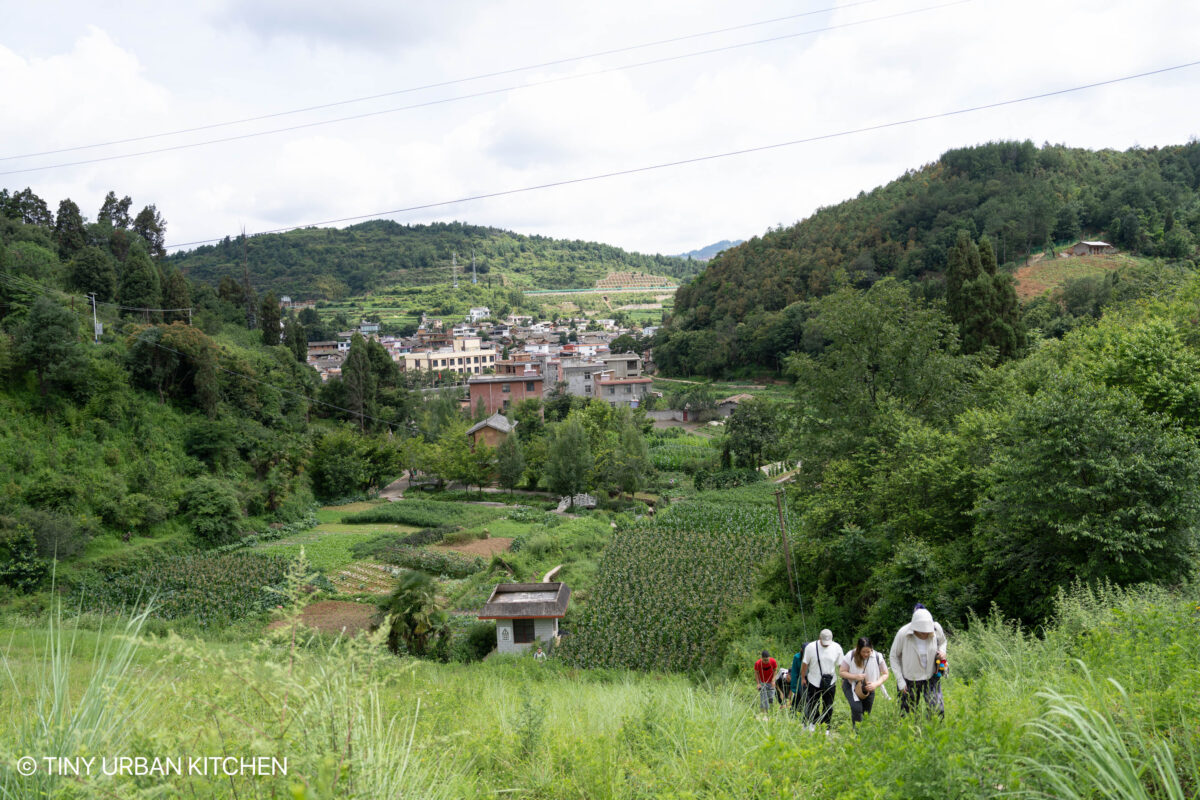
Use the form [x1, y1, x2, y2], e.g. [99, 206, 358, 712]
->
[88, 293, 100, 343]
[774, 488, 797, 599]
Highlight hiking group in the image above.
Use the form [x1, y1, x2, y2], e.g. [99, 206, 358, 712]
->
[753, 606, 947, 732]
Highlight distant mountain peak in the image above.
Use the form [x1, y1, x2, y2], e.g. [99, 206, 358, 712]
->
[673, 239, 744, 262]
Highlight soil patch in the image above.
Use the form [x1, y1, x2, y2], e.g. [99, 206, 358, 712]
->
[268, 600, 375, 636]
[434, 537, 514, 557]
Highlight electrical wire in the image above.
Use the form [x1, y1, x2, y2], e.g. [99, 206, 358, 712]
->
[0, 0, 889, 163]
[0, 0, 972, 177]
[165, 58, 1200, 249]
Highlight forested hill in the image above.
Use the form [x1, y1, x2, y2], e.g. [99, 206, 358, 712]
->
[656, 140, 1200, 376]
[168, 219, 696, 298]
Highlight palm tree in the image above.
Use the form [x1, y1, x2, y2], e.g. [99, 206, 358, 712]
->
[377, 570, 450, 658]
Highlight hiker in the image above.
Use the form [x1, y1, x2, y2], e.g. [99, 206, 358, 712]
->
[839, 636, 889, 729]
[753, 650, 777, 713]
[889, 605, 947, 718]
[774, 667, 792, 708]
[798, 629, 843, 732]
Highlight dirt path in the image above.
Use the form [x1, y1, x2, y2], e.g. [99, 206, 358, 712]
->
[268, 600, 375, 636]
[380, 473, 409, 502]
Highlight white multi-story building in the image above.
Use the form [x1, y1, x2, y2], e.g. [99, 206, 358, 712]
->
[399, 336, 498, 375]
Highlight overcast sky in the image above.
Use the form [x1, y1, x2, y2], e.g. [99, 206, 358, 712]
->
[2, 0, 1198, 257]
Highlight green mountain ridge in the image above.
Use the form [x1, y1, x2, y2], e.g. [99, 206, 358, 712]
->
[168, 219, 699, 299]
[656, 140, 1200, 376]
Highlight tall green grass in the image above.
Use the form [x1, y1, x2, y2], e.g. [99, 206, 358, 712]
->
[1, 575, 1196, 798]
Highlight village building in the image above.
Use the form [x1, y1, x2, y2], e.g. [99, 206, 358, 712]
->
[467, 306, 492, 323]
[559, 359, 608, 398]
[594, 371, 652, 407]
[466, 413, 517, 449]
[1070, 240, 1116, 257]
[468, 373, 544, 415]
[599, 352, 644, 379]
[479, 582, 570, 654]
[400, 336, 498, 376]
[717, 393, 755, 417]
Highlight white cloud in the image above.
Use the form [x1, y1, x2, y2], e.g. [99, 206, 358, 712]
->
[2, 0, 1199, 256]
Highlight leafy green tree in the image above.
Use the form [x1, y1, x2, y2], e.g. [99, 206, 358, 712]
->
[183, 477, 243, 547]
[53, 199, 87, 259]
[512, 398, 544, 438]
[3, 188, 53, 226]
[283, 313, 307, 363]
[958, 236, 1025, 360]
[787, 279, 977, 462]
[546, 416, 592, 504]
[260, 292, 281, 345]
[945, 230, 981, 324]
[218, 275, 246, 308]
[309, 428, 370, 500]
[724, 397, 782, 468]
[433, 418, 472, 487]
[126, 324, 220, 414]
[161, 269, 192, 324]
[609, 333, 640, 354]
[340, 333, 376, 431]
[132, 204, 167, 258]
[16, 296, 89, 410]
[98, 191, 132, 228]
[611, 412, 651, 499]
[118, 245, 161, 319]
[378, 570, 450, 658]
[496, 432, 525, 493]
[68, 246, 119, 302]
[466, 441, 496, 495]
[975, 374, 1200, 622]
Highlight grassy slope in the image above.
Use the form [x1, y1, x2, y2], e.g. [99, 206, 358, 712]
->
[1, 582, 1196, 798]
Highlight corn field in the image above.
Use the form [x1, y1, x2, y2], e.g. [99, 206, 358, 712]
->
[563, 486, 788, 672]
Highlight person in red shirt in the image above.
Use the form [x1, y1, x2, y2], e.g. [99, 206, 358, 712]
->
[754, 650, 778, 713]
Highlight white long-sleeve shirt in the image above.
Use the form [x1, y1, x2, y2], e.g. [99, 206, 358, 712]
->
[889, 622, 947, 691]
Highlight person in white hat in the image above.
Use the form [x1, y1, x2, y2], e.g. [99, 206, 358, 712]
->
[799, 629, 844, 732]
[889, 604, 947, 718]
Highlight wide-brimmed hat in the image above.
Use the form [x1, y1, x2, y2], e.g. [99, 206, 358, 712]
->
[911, 608, 935, 633]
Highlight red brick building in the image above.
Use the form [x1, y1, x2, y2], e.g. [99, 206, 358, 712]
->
[468, 374, 544, 415]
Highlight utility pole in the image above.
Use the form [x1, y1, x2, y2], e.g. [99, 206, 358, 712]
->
[774, 488, 797, 599]
[241, 227, 255, 330]
[472, 249, 478, 285]
[88, 293, 100, 343]
[452, 251, 459, 289]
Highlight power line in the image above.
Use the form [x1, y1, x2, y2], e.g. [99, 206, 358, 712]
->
[166, 59, 1200, 250]
[0, 0, 889, 163]
[0, 1, 971, 177]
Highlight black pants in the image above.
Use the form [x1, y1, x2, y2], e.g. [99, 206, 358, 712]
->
[840, 679, 875, 727]
[899, 676, 944, 719]
[804, 681, 835, 727]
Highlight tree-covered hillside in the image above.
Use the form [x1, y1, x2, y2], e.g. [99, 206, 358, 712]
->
[168, 219, 697, 299]
[656, 140, 1200, 376]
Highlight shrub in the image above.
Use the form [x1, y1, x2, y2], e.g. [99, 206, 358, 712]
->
[0, 523, 48, 593]
[18, 507, 95, 559]
[182, 477, 243, 547]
